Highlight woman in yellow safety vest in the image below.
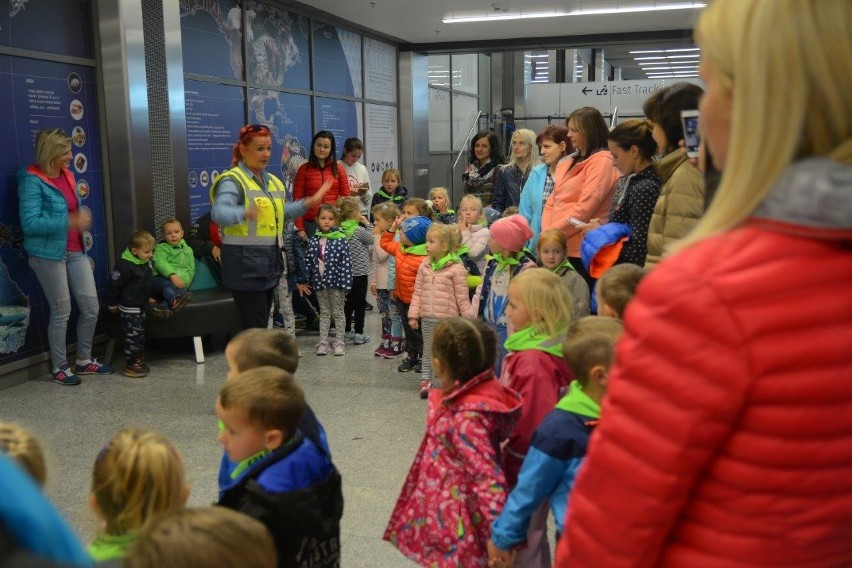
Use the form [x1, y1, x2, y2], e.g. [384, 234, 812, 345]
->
[211, 124, 330, 329]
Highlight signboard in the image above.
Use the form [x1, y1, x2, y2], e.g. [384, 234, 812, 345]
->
[364, 104, 398, 191]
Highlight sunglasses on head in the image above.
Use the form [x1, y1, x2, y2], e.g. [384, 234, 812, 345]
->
[240, 124, 270, 140]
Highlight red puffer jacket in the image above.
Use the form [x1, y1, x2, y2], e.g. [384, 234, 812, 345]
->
[292, 161, 350, 232]
[380, 230, 427, 304]
[557, 158, 852, 568]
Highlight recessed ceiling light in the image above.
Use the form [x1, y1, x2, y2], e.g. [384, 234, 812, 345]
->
[443, 2, 705, 23]
[630, 47, 700, 54]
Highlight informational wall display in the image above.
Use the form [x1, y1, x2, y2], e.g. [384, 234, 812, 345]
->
[246, 0, 310, 90]
[314, 97, 361, 155]
[364, 104, 399, 191]
[0, 55, 106, 365]
[364, 38, 396, 103]
[0, 0, 93, 58]
[248, 88, 311, 190]
[179, 0, 241, 80]
[184, 79, 245, 221]
[313, 23, 361, 98]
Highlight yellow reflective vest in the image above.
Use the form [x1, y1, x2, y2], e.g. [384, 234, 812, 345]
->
[210, 166, 286, 246]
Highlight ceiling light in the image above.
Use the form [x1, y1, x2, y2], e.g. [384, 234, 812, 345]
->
[443, 2, 705, 23]
[630, 47, 700, 54]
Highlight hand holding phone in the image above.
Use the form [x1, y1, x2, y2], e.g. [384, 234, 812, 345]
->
[681, 110, 701, 159]
[568, 217, 587, 228]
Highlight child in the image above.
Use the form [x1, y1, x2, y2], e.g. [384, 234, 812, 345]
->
[216, 367, 342, 568]
[597, 263, 645, 319]
[501, 205, 519, 218]
[152, 218, 194, 312]
[488, 316, 623, 568]
[381, 215, 432, 373]
[409, 223, 471, 398]
[429, 187, 456, 224]
[269, 218, 301, 337]
[88, 428, 189, 562]
[401, 197, 433, 220]
[371, 202, 405, 358]
[370, 168, 408, 218]
[472, 214, 537, 374]
[384, 317, 522, 567]
[537, 228, 591, 320]
[338, 196, 374, 345]
[0, 421, 46, 487]
[458, 194, 491, 274]
[106, 230, 164, 378]
[125, 507, 277, 568]
[498, 268, 575, 566]
[306, 204, 353, 356]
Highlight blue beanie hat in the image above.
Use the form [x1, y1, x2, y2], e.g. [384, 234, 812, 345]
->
[400, 216, 432, 245]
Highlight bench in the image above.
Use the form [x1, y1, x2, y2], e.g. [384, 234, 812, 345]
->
[104, 257, 242, 364]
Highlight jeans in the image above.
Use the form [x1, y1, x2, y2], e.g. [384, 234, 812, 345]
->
[152, 276, 188, 305]
[29, 252, 100, 369]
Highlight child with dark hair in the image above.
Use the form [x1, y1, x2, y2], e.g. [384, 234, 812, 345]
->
[596, 263, 645, 319]
[385, 317, 521, 567]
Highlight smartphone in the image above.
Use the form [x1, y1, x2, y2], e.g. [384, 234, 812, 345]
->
[681, 110, 701, 159]
[568, 217, 587, 228]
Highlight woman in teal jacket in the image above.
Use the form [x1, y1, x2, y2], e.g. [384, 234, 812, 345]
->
[17, 128, 113, 386]
[519, 124, 571, 250]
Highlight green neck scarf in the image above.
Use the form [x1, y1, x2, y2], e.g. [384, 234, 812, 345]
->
[488, 250, 524, 271]
[121, 248, 150, 266]
[549, 258, 576, 273]
[340, 219, 359, 239]
[314, 228, 346, 240]
[555, 380, 601, 419]
[504, 325, 565, 356]
[230, 449, 271, 480]
[401, 242, 428, 255]
[378, 189, 403, 201]
[430, 251, 460, 272]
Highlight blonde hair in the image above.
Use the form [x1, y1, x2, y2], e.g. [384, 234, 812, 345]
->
[684, 0, 852, 249]
[426, 223, 462, 256]
[228, 329, 299, 374]
[129, 230, 156, 250]
[563, 316, 624, 382]
[161, 218, 183, 233]
[0, 422, 46, 486]
[218, 367, 305, 439]
[597, 263, 645, 319]
[35, 128, 71, 172]
[536, 228, 567, 256]
[381, 168, 401, 184]
[429, 187, 450, 208]
[91, 428, 185, 536]
[125, 507, 277, 568]
[458, 194, 487, 225]
[506, 128, 540, 169]
[371, 202, 399, 221]
[509, 269, 573, 336]
[336, 196, 362, 221]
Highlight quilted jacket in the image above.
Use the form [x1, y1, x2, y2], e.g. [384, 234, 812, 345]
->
[379, 229, 427, 304]
[461, 223, 491, 274]
[408, 260, 471, 320]
[292, 161, 350, 232]
[557, 157, 852, 567]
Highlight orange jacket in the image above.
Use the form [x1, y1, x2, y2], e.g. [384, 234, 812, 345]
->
[380, 230, 427, 304]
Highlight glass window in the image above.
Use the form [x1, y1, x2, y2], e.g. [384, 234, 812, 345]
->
[451, 54, 478, 94]
[451, 93, 479, 152]
[428, 54, 450, 87]
[428, 88, 451, 152]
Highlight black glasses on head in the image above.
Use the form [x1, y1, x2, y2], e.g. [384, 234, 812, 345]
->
[240, 124, 270, 140]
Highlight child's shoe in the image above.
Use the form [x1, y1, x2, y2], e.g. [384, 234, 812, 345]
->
[385, 337, 405, 359]
[419, 379, 431, 399]
[415, 359, 423, 374]
[123, 359, 149, 378]
[398, 356, 417, 373]
[344, 331, 355, 343]
[170, 292, 193, 311]
[353, 333, 370, 345]
[74, 358, 114, 375]
[332, 341, 345, 356]
[272, 313, 285, 328]
[375, 334, 390, 357]
[315, 341, 330, 356]
[52, 365, 82, 386]
[150, 305, 173, 319]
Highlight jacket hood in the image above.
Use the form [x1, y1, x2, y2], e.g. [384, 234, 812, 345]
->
[750, 158, 852, 238]
[655, 150, 689, 183]
[433, 369, 523, 438]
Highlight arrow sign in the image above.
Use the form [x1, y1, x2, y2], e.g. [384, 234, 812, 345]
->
[581, 87, 593, 95]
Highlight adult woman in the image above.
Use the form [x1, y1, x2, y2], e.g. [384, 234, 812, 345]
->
[582, 119, 662, 267]
[211, 124, 328, 329]
[641, 82, 705, 269]
[558, 1, 852, 566]
[462, 131, 503, 207]
[340, 137, 371, 217]
[518, 124, 571, 251]
[540, 107, 619, 286]
[292, 131, 350, 240]
[491, 128, 538, 214]
[18, 128, 113, 385]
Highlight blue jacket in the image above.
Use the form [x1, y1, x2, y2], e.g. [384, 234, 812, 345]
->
[491, 382, 599, 550]
[518, 164, 549, 250]
[307, 231, 353, 291]
[17, 166, 81, 261]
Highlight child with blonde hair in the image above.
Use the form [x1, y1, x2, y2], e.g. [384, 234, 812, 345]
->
[370, 168, 407, 217]
[409, 223, 471, 398]
[88, 428, 189, 562]
[152, 218, 194, 312]
[428, 187, 456, 224]
[457, 194, 491, 273]
[337, 196, 374, 345]
[0, 421, 46, 486]
[125, 506, 277, 568]
[537, 228, 591, 319]
[371, 202, 405, 358]
[306, 204, 352, 356]
[385, 317, 521, 567]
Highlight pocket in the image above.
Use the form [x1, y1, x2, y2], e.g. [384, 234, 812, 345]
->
[240, 247, 271, 281]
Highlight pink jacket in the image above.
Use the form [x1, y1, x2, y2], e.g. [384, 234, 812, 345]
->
[462, 224, 491, 273]
[370, 239, 391, 290]
[541, 151, 619, 257]
[409, 260, 471, 320]
[384, 370, 522, 567]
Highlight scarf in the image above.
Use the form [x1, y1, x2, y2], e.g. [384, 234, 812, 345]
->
[555, 380, 601, 419]
[340, 219, 359, 239]
[430, 251, 460, 272]
[314, 228, 346, 240]
[504, 325, 565, 356]
[400, 243, 428, 256]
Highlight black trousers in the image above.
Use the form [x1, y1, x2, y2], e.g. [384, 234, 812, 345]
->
[231, 288, 275, 330]
[344, 275, 369, 334]
[395, 298, 422, 359]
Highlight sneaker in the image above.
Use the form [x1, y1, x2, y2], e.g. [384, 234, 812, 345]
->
[415, 359, 423, 374]
[344, 331, 355, 343]
[75, 358, 114, 375]
[398, 357, 417, 372]
[419, 379, 431, 399]
[150, 305, 173, 319]
[52, 366, 82, 386]
[315, 341, 330, 356]
[272, 313, 285, 328]
[384, 337, 405, 359]
[170, 292, 193, 311]
[332, 341, 345, 356]
[375, 334, 390, 357]
[353, 333, 371, 345]
[365, 302, 374, 311]
[123, 360, 149, 378]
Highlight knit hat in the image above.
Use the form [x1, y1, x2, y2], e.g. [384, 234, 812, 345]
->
[490, 214, 533, 253]
[400, 216, 432, 245]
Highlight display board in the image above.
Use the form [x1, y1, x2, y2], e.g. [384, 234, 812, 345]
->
[364, 38, 396, 103]
[364, 104, 398, 191]
[314, 97, 361, 156]
[179, 0, 241, 80]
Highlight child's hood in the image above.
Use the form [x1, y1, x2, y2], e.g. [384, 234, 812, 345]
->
[432, 369, 522, 438]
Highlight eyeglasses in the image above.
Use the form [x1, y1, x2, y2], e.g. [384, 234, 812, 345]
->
[240, 124, 270, 140]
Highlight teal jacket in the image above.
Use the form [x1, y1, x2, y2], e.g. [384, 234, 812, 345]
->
[153, 239, 195, 286]
[518, 163, 549, 251]
[17, 166, 81, 261]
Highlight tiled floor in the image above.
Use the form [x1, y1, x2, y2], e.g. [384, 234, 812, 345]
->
[0, 312, 423, 567]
